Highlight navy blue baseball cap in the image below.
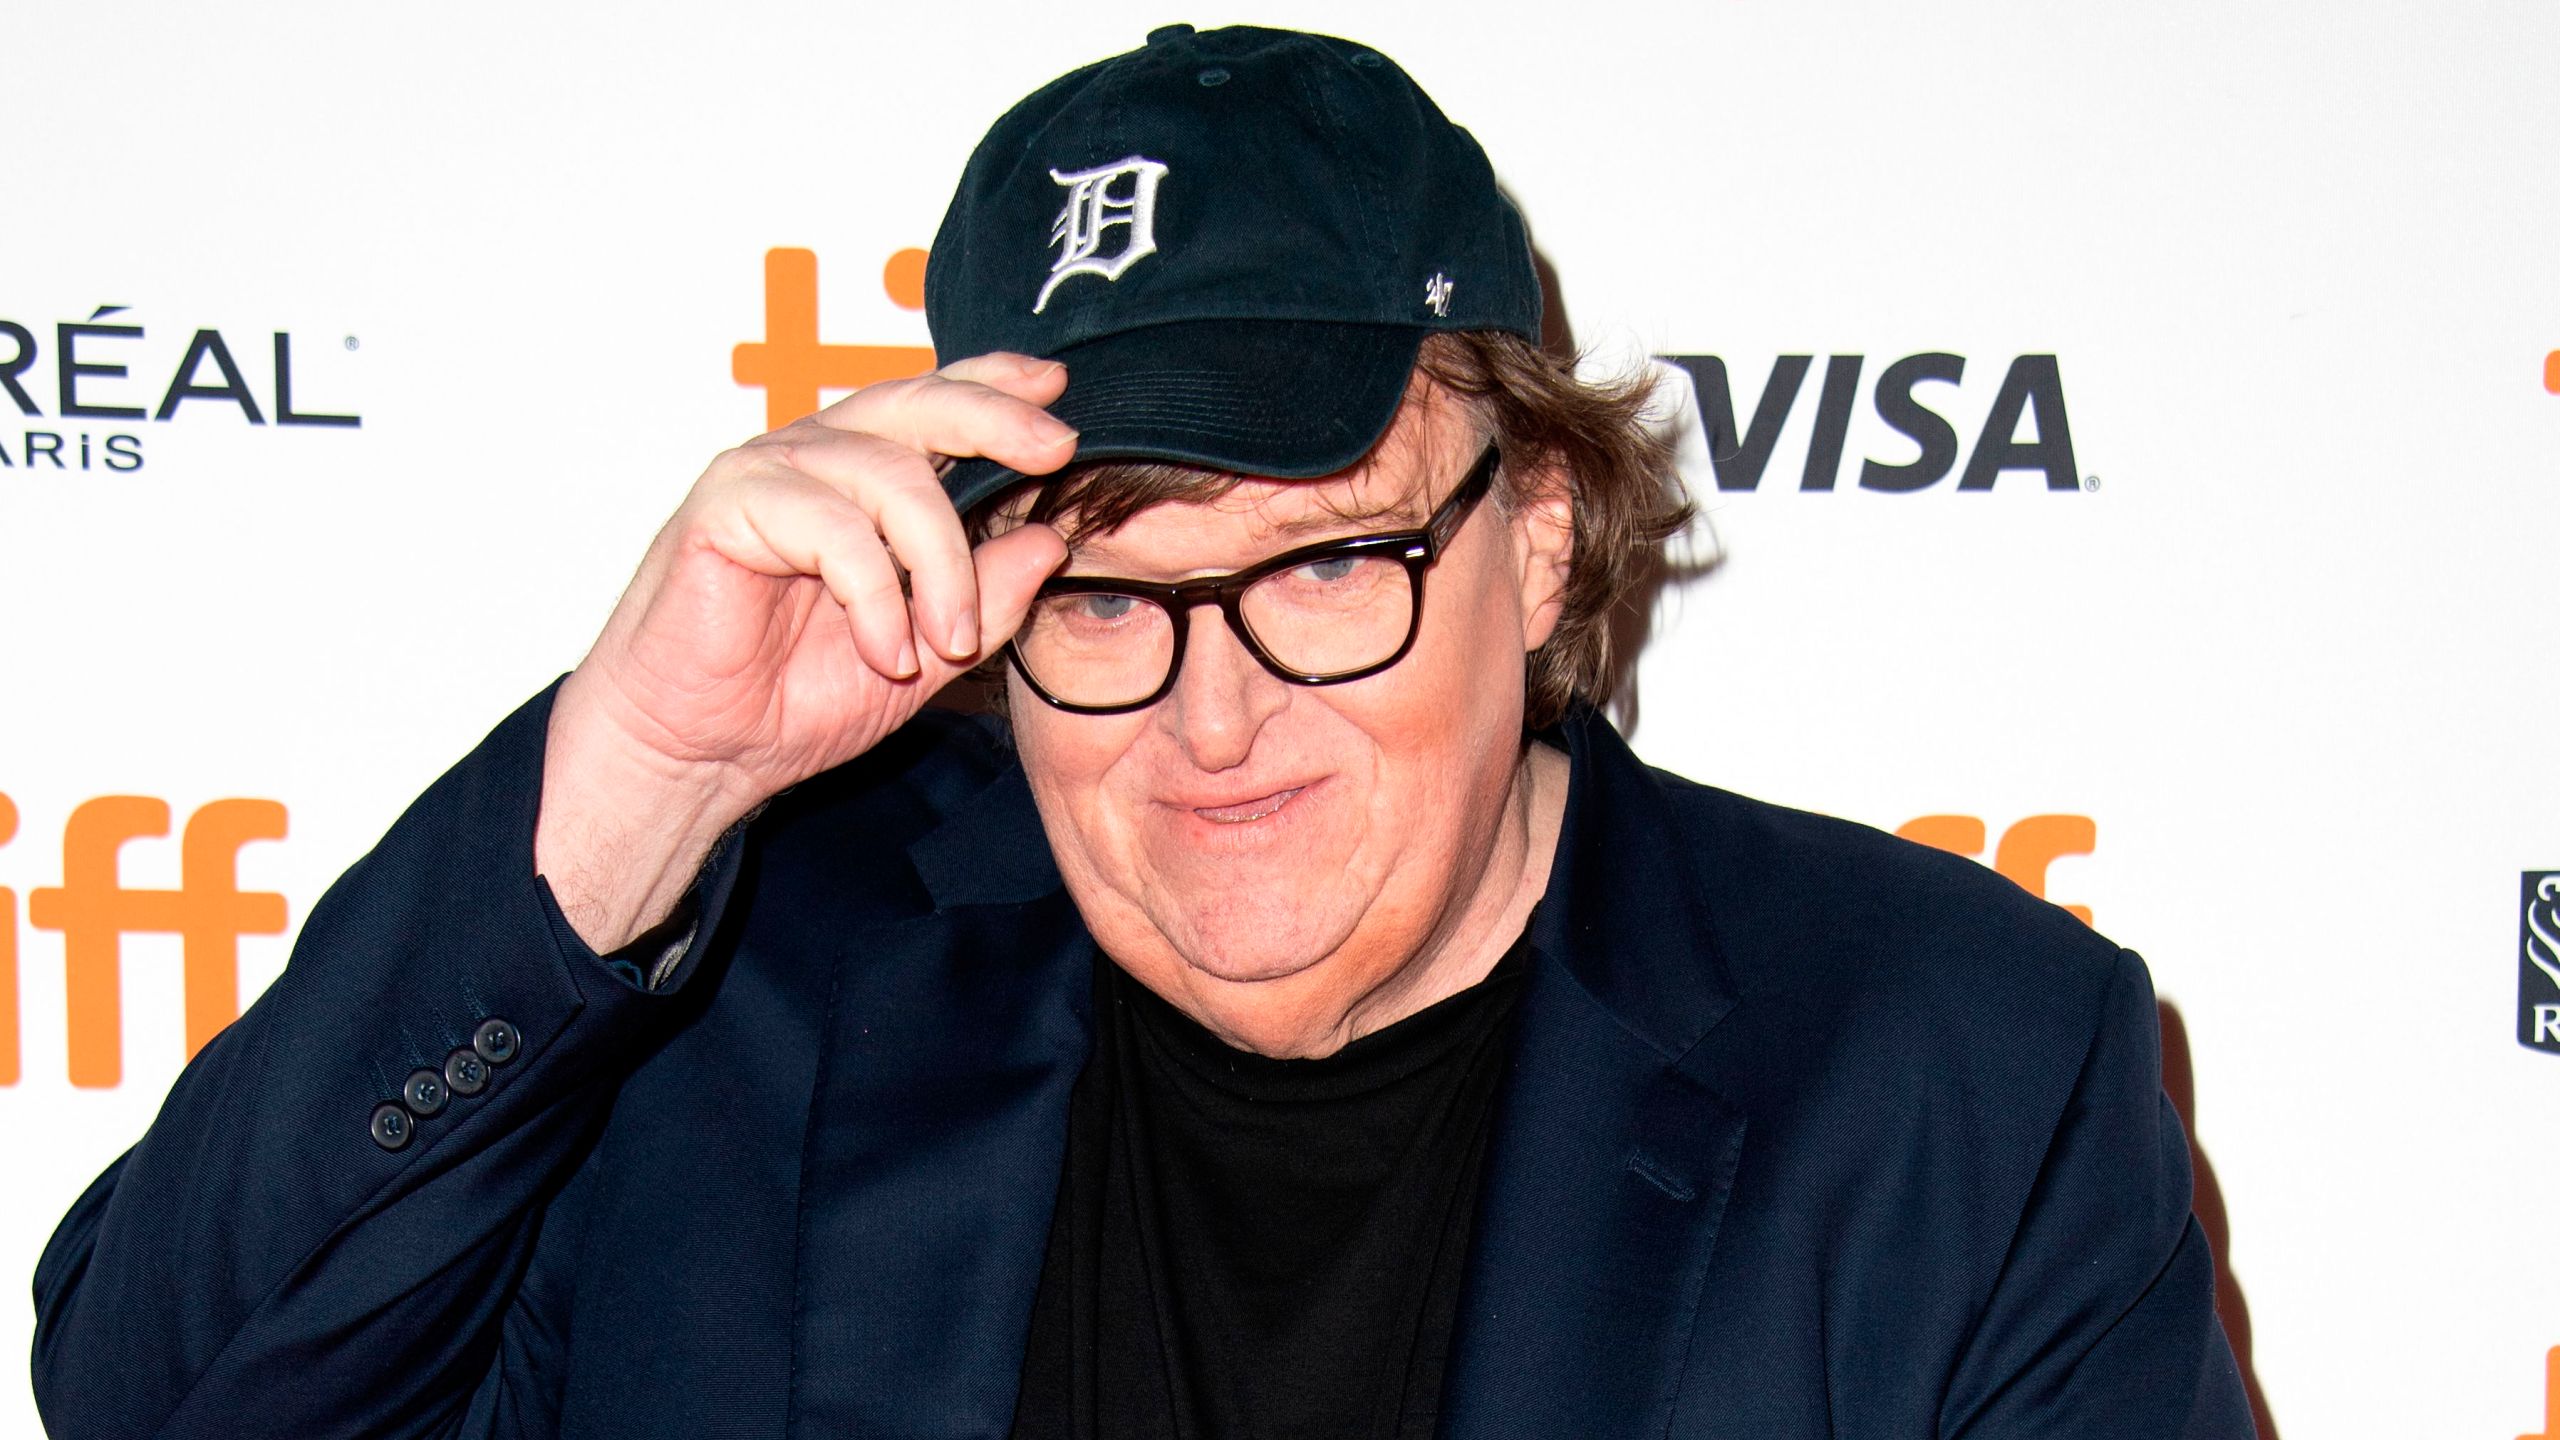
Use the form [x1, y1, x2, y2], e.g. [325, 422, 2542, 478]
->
[927, 24, 1543, 514]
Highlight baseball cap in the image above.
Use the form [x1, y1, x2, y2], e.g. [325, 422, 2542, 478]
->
[927, 23, 1542, 515]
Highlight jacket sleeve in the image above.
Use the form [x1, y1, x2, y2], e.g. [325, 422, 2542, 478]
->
[1937, 948, 2257, 1439]
[30, 682, 743, 1440]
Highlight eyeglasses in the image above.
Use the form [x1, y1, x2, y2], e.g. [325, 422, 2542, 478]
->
[1008, 442, 1501, 715]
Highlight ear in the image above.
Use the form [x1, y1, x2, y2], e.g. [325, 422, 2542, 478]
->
[1508, 465, 1575, 652]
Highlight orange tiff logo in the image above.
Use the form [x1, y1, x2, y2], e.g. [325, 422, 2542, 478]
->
[0, 791, 287, 1088]
[2524, 1346, 2560, 1440]
[733, 247, 938, 430]
[1896, 813, 2095, 926]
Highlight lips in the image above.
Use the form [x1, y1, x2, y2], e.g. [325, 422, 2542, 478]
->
[1190, 786, 1306, 824]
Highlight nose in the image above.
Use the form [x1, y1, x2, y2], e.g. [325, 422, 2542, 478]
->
[1160, 605, 1288, 773]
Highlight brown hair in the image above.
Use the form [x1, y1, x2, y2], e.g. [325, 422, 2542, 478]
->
[971, 329, 1690, 730]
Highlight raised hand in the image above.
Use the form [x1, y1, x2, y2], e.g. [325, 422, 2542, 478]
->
[536, 353, 1076, 949]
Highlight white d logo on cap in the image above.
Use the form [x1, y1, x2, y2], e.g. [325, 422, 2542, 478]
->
[1034, 156, 1170, 315]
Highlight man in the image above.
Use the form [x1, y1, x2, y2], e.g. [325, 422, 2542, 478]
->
[33, 24, 2253, 1440]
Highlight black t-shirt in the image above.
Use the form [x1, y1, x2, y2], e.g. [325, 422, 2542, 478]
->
[1011, 939, 1529, 1440]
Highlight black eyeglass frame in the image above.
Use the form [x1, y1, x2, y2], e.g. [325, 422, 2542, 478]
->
[1007, 442, 1503, 716]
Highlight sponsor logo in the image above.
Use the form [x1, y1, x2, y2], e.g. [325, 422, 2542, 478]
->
[2546, 350, 2558, 394]
[1896, 813, 2095, 925]
[0, 791, 288, 1089]
[2520, 872, 2560, 1054]
[0, 306, 360, 474]
[1035, 156, 1169, 314]
[1659, 353, 2080, 493]
[733, 248, 937, 431]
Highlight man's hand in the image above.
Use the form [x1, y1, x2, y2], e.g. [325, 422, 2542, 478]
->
[536, 353, 1076, 950]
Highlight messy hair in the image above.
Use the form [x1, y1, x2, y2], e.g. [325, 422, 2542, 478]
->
[969, 329, 1689, 730]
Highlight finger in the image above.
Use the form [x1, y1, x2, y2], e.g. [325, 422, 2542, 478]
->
[848, 433, 984, 660]
[717, 476, 920, 678]
[937, 352, 1070, 406]
[800, 357, 1062, 434]
[814, 372, 1080, 477]
[758, 428, 984, 661]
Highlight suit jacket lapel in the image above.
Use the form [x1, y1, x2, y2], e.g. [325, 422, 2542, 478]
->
[787, 762, 1095, 1440]
[1441, 710, 1752, 1439]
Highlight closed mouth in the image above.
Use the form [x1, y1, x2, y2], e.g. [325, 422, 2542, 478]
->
[1192, 786, 1306, 824]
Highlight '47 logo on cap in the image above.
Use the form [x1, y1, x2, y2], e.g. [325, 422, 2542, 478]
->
[1035, 156, 1169, 315]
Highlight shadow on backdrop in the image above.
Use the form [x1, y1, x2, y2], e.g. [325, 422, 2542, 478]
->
[2158, 999, 2281, 1439]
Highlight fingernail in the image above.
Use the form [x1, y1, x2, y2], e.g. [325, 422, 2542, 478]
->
[1050, 424, 1080, 446]
[949, 608, 979, 658]
[895, 636, 919, 677]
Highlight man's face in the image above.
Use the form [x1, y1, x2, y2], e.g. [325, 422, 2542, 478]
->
[1010, 382, 1572, 1056]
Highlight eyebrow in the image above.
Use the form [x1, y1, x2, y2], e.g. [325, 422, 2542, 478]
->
[1261, 497, 1422, 539]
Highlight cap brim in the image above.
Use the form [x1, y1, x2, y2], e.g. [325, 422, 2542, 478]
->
[939, 318, 1425, 516]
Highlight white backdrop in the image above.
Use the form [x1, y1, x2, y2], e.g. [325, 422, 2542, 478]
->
[4, 2, 2555, 1435]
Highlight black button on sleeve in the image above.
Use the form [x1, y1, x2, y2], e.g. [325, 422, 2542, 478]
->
[472, 1018, 520, 1065]
[443, 1047, 488, 1097]
[401, 1068, 447, 1117]
[369, 1102, 414, 1151]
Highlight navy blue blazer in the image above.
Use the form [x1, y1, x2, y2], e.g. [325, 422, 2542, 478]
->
[33, 686, 2253, 1438]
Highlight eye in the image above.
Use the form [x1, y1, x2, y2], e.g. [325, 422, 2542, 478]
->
[1298, 555, 1362, 583]
[1075, 593, 1139, 621]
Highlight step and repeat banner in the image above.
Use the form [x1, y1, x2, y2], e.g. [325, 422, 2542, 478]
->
[3, 2, 2553, 1435]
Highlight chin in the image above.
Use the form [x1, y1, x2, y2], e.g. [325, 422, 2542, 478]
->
[1148, 887, 1364, 986]
[1124, 816, 1372, 975]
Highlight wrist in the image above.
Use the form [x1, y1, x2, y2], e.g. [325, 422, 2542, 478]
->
[537, 676, 758, 951]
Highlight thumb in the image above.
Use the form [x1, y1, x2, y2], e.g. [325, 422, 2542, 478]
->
[971, 522, 1070, 651]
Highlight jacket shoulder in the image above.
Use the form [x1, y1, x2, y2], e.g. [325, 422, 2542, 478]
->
[1647, 765, 2126, 1047]
[1635, 767, 2158, 1260]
